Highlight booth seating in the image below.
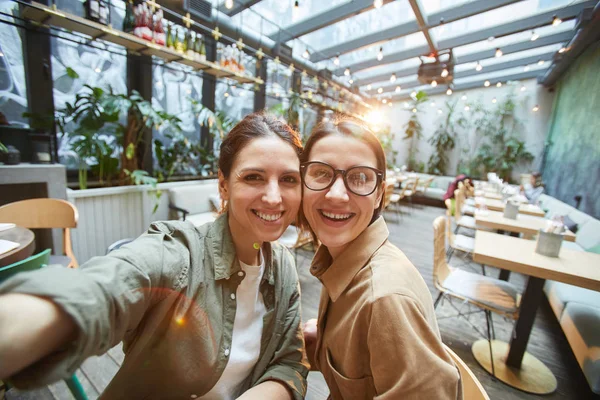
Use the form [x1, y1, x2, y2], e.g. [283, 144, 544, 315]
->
[537, 194, 600, 394]
[168, 181, 221, 227]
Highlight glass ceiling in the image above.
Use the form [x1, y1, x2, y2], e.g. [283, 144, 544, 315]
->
[354, 58, 422, 81]
[420, 0, 474, 14]
[337, 32, 427, 66]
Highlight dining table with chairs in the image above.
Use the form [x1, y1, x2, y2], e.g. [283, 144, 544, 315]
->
[0, 224, 35, 268]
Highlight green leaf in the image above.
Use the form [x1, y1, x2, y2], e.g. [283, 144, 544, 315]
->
[66, 67, 79, 79]
[126, 143, 135, 160]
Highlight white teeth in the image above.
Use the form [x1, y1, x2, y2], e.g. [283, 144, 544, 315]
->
[322, 211, 352, 220]
[254, 211, 282, 221]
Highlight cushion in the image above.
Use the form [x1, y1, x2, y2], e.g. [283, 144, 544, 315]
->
[424, 188, 445, 201]
[546, 201, 576, 219]
[576, 219, 600, 250]
[168, 181, 219, 216]
[559, 302, 600, 394]
[186, 212, 217, 227]
[567, 208, 593, 227]
[544, 281, 600, 318]
[587, 244, 600, 255]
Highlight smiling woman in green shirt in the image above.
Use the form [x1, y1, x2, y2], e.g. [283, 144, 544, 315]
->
[0, 113, 309, 400]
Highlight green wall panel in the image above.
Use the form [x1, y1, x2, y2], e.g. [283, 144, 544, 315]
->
[543, 43, 600, 219]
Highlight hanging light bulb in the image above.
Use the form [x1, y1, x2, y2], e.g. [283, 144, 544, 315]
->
[484, 80, 490, 87]
[225, 0, 233, 9]
[437, 109, 443, 114]
[495, 48, 503, 58]
[461, 95, 467, 101]
[552, 15, 562, 26]
[411, 91, 417, 98]
[532, 104, 540, 112]
[382, 98, 387, 104]
[334, 55, 340, 66]
[431, 80, 437, 87]
[377, 47, 383, 61]
[388, 102, 393, 107]
[294, 0, 299, 10]
[349, 79, 354, 84]
[524, 65, 530, 72]
[395, 85, 401, 93]
[94, 67, 101, 73]
[367, 84, 372, 90]
[344, 68, 350, 76]
[390, 73, 396, 82]
[377, 87, 383, 94]
[430, 101, 436, 107]
[412, 108, 417, 113]
[464, 105, 470, 111]
[521, 85, 526, 92]
[374, 0, 383, 9]
[302, 49, 310, 59]
[496, 82, 502, 88]
[531, 31, 539, 41]
[475, 61, 483, 72]
[492, 97, 497, 104]
[404, 101, 409, 108]
[446, 87, 453, 95]
[538, 59, 545, 66]
[441, 68, 448, 78]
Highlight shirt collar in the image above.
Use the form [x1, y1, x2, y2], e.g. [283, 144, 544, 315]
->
[208, 212, 275, 285]
[310, 217, 389, 302]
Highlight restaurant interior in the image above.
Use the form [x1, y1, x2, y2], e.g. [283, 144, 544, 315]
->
[1, 0, 599, 399]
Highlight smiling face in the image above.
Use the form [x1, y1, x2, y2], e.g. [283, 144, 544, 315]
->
[302, 134, 384, 257]
[219, 136, 301, 245]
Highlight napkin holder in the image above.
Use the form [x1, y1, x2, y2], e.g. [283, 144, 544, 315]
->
[503, 201, 519, 220]
[535, 229, 564, 258]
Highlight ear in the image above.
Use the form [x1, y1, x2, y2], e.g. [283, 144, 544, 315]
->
[218, 169, 229, 202]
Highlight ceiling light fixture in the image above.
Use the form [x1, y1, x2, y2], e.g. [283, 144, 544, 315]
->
[446, 87, 452, 95]
[334, 54, 340, 65]
[532, 105, 540, 112]
[377, 47, 383, 61]
[496, 82, 502, 88]
[492, 97, 497, 104]
[441, 68, 448, 78]
[302, 49, 309, 59]
[390, 73, 396, 82]
[377, 87, 383, 93]
[367, 84, 372, 90]
[344, 68, 350, 76]
[552, 15, 562, 26]
[484, 80, 490, 87]
[495, 48, 503, 58]
[374, 0, 383, 9]
[395, 85, 401, 93]
[531, 31, 539, 41]
[538, 59, 545, 66]
[431, 80, 437, 87]
[475, 61, 482, 72]
[521, 85, 526, 92]
[225, 0, 234, 9]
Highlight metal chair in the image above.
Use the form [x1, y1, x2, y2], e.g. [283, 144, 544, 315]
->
[0, 199, 79, 268]
[433, 216, 521, 379]
[0, 249, 88, 400]
[444, 345, 490, 400]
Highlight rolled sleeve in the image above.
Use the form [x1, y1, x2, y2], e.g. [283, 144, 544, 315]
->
[368, 294, 460, 400]
[255, 282, 309, 400]
[0, 221, 191, 388]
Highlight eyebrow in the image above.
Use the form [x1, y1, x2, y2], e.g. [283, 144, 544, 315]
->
[240, 168, 300, 175]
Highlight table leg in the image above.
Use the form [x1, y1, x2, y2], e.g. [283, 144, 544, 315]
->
[498, 269, 511, 281]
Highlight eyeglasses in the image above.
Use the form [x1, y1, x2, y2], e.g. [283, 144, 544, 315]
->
[300, 161, 384, 196]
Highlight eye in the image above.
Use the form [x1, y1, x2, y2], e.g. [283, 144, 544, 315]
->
[244, 174, 264, 182]
[281, 175, 300, 184]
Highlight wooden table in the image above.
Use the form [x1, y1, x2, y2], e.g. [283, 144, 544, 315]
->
[0, 226, 35, 267]
[472, 231, 600, 394]
[475, 210, 576, 242]
[481, 198, 545, 217]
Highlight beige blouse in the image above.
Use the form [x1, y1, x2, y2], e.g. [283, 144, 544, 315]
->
[310, 217, 461, 399]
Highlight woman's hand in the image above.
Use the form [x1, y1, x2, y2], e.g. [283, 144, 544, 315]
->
[303, 319, 318, 370]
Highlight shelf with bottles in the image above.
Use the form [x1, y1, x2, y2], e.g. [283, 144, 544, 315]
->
[20, 1, 263, 86]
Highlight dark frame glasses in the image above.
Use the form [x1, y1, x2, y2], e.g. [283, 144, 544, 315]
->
[300, 161, 384, 196]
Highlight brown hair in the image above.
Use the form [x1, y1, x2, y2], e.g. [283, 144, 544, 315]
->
[218, 112, 303, 211]
[298, 117, 387, 233]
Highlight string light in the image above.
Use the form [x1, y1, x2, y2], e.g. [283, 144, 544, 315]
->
[492, 97, 497, 104]
[388, 102, 393, 107]
[390, 73, 396, 82]
[377, 87, 383, 93]
[495, 48, 503, 58]
[441, 68, 448, 78]
[349, 78, 354, 84]
[484, 80, 490, 87]
[294, 0, 299, 9]
[367, 84, 372, 90]
[538, 59, 545, 66]
[411, 91, 417, 98]
[531, 31, 539, 41]
[437, 109, 443, 114]
[488, 36, 495, 42]
[334, 54, 340, 65]
[94, 67, 101, 73]
[521, 85, 526, 92]
[302, 49, 310, 59]
[532, 105, 540, 112]
[446, 87, 452, 95]
[430, 101, 436, 107]
[552, 15, 562, 26]
[496, 82, 502, 88]
[382, 98, 387, 104]
[475, 61, 482, 72]
[464, 105, 470, 111]
[431, 80, 438, 87]
[412, 108, 417, 113]
[395, 85, 401, 93]
[374, 0, 383, 9]
[225, 0, 233, 9]
[461, 95, 467, 100]
[377, 47, 383, 61]
[344, 68, 350, 76]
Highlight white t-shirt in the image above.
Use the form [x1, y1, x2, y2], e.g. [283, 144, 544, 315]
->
[200, 251, 267, 399]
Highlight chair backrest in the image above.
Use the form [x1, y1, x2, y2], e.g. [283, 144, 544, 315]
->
[401, 178, 419, 196]
[443, 345, 491, 400]
[0, 199, 78, 229]
[454, 189, 464, 220]
[422, 177, 434, 189]
[0, 249, 52, 282]
[383, 182, 396, 208]
[432, 216, 452, 290]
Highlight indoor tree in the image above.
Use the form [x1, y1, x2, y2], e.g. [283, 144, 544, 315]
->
[427, 100, 463, 175]
[403, 90, 428, 172]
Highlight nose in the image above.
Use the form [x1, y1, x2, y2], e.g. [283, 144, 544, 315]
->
[262, 179, 282, 206]
[325, 175, 349, 202]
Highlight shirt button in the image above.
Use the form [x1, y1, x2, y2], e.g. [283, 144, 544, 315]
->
[238, 271, 244, 277]
[230, 293, 236, 300]
[224, 348, 230, 356]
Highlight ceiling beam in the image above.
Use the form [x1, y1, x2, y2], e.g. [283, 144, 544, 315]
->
[268, 0, 395, 43]
[390, 68, 549, 101]
[334, 0, 592, 75]
[408, 0, 437, 55]
[218, 0, 263, 17]
[358, 65, 420, 87]
[311, 0, 523, 63]
[335, 44, 430, 76]
[366, 50, 557, 95]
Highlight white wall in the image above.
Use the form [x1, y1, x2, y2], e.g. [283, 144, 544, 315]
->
[381, 79, 555, 180]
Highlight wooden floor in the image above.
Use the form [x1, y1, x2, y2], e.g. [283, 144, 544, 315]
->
[6, 204, 600, 399]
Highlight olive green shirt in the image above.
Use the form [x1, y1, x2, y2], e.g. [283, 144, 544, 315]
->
[0, 213, 308, 399]
[311, 217, 461, 399]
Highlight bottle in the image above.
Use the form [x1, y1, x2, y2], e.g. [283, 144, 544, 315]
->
[186, 31, 195, 58]
[153, 9, 165, 45]
[174, 28, 183, 53]
[98, 0, 110, 26]
[182, 29, 190, 54]
[85, 0, 101, 22]
[194, 33, 205, 62]
[166, 22, 174, 49]
[123, 0, 135, 33]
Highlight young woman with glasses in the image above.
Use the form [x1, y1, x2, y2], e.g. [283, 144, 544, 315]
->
[300, 119, 461, 399]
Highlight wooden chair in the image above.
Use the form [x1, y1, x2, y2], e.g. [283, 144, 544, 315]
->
[0, 249, 88, 400]
[414, 177, 434, 197]
[397, 177, 419, 212]
[383, 181, 401, 222]
[443, 345, 490, 400]
[453, 188, 476, 233]
[0, 199, 79, 268]
[433, 216, 521, 379]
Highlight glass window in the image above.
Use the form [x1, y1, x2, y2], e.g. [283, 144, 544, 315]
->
[430, 0, 583, 41]
[339, 32, 427, 66]
[266, 59, 292, 99]
[0, 1, 28, 126]
[299, 1, 416, 53]
[455, 63, 548, 85]
[354, 58, 421, 81]
[454, 44, 564, 73]
[215, 80, 255, 124]
[421, 0, 475, 14]
[235, 0, 350, 37]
